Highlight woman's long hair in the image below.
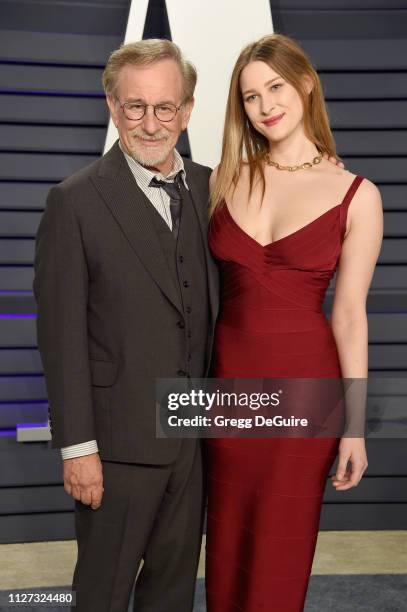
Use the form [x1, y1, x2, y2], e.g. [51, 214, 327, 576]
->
[210, 34, 337, 215]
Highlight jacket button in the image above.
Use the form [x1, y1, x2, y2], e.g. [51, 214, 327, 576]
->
[186, 306, 192, 314]
[177, 321, 185, 329]
[187, 331, 192, 338]
[177, 369, 187, 377]
[178, 255, 184, 263]
[183, 281, 189, 288]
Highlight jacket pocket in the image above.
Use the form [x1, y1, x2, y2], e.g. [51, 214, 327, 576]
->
[89, 359, 118, 387]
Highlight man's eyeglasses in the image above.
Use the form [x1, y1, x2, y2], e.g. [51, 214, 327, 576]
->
[118, 100, 182, 122]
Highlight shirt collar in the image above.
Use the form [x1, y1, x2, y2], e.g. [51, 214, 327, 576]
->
[119, 141, 189, 190]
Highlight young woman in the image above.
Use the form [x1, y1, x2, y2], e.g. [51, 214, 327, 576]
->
[206, 34, 383, 611]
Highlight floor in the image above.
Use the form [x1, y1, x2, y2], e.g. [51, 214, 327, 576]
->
[0, 532, 406, 611]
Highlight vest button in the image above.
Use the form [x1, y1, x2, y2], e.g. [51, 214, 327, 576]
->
[177, 321, 185, 329]
[187, 331, 192, 338]
[183, 281, 189, 288]
[178, 255, 184, 263]
[186, 306, 192, 314]
[177, 369, 187, 377]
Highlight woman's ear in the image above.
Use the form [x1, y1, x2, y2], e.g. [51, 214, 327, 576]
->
[303, 75, 314, 95]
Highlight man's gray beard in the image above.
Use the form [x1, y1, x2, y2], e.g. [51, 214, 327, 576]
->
[129, 135, 173, 169]
[131, 148, 171, 168]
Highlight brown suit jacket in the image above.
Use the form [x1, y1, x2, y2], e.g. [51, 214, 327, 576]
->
[33, 141, 219, 464]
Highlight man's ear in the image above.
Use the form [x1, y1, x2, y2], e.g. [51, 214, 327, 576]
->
[181, 97, 195, 130]
[106, 95, 119, 127]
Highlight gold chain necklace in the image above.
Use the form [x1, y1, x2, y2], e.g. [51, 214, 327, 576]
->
[266, 153, 323, 172]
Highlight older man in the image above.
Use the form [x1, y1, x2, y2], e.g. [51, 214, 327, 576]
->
[34, 39, 219, 612]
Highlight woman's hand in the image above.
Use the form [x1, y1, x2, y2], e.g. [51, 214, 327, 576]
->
[322, 152, 345, 169]
[331, 437, 368, 490]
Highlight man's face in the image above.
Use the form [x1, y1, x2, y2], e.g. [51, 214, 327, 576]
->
[107, 59, 194, 175]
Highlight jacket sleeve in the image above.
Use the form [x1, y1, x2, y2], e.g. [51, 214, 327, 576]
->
[33, 185, 96, 448]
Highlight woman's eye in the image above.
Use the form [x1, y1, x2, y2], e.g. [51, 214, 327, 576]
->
[271, 83, 282, 91]
[245, 94, 257, 102]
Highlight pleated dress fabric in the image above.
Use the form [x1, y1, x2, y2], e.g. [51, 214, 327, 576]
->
[205, 175, 364, 611]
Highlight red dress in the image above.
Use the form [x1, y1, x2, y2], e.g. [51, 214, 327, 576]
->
[205, 175, 364, 611]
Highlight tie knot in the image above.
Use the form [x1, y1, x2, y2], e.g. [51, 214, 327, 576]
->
[149, 173, 183, 238]
[149, 173, 182, 200]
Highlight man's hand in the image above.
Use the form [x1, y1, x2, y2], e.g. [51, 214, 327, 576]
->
[63, 453, 104, 509]
[323, 152, 345, 169]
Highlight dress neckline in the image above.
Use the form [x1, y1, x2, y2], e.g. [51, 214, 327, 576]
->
[223, 175, 362, 249]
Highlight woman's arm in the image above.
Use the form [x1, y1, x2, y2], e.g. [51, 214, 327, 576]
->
[330, 178, 383, 491]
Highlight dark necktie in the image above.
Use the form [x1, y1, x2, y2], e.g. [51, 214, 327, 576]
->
[149, 173, 183, 239]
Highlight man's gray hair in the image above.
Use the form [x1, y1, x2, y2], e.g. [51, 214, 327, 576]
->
[102, 38, 197, 101]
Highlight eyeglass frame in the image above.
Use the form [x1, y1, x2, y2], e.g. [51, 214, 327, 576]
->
[116, 98, 184, 122]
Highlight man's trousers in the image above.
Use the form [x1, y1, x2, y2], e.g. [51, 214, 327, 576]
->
[71, 439, 204, 612]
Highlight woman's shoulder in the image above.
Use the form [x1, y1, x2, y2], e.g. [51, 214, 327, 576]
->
[351, 178, 382, 221]
[340, 171, 381, 204]
[210, 161, 257, 204]
[338, 172, 382, 222]
[354, 175, 380, 198]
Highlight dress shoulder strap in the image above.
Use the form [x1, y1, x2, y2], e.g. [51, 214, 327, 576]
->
[339, 175, 364, 241]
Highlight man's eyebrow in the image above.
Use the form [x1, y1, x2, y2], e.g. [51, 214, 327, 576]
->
[155, 100, 177, 106]
[242, 77, 281, 96]
[124, 98, 177, 105]
[124, 97, 144, 103]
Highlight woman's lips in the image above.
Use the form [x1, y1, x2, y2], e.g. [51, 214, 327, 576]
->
[263, 113, 284, 127]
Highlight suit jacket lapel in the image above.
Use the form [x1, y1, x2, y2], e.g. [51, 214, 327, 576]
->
[91, 142, 183, 315]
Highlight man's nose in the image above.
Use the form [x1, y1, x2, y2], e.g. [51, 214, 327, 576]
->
[141, 106, 161, 133]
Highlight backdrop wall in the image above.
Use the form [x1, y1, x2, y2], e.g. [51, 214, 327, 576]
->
[0, 0, 406, 542]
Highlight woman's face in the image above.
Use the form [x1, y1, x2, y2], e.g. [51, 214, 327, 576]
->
[240, 60, 306, 146]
